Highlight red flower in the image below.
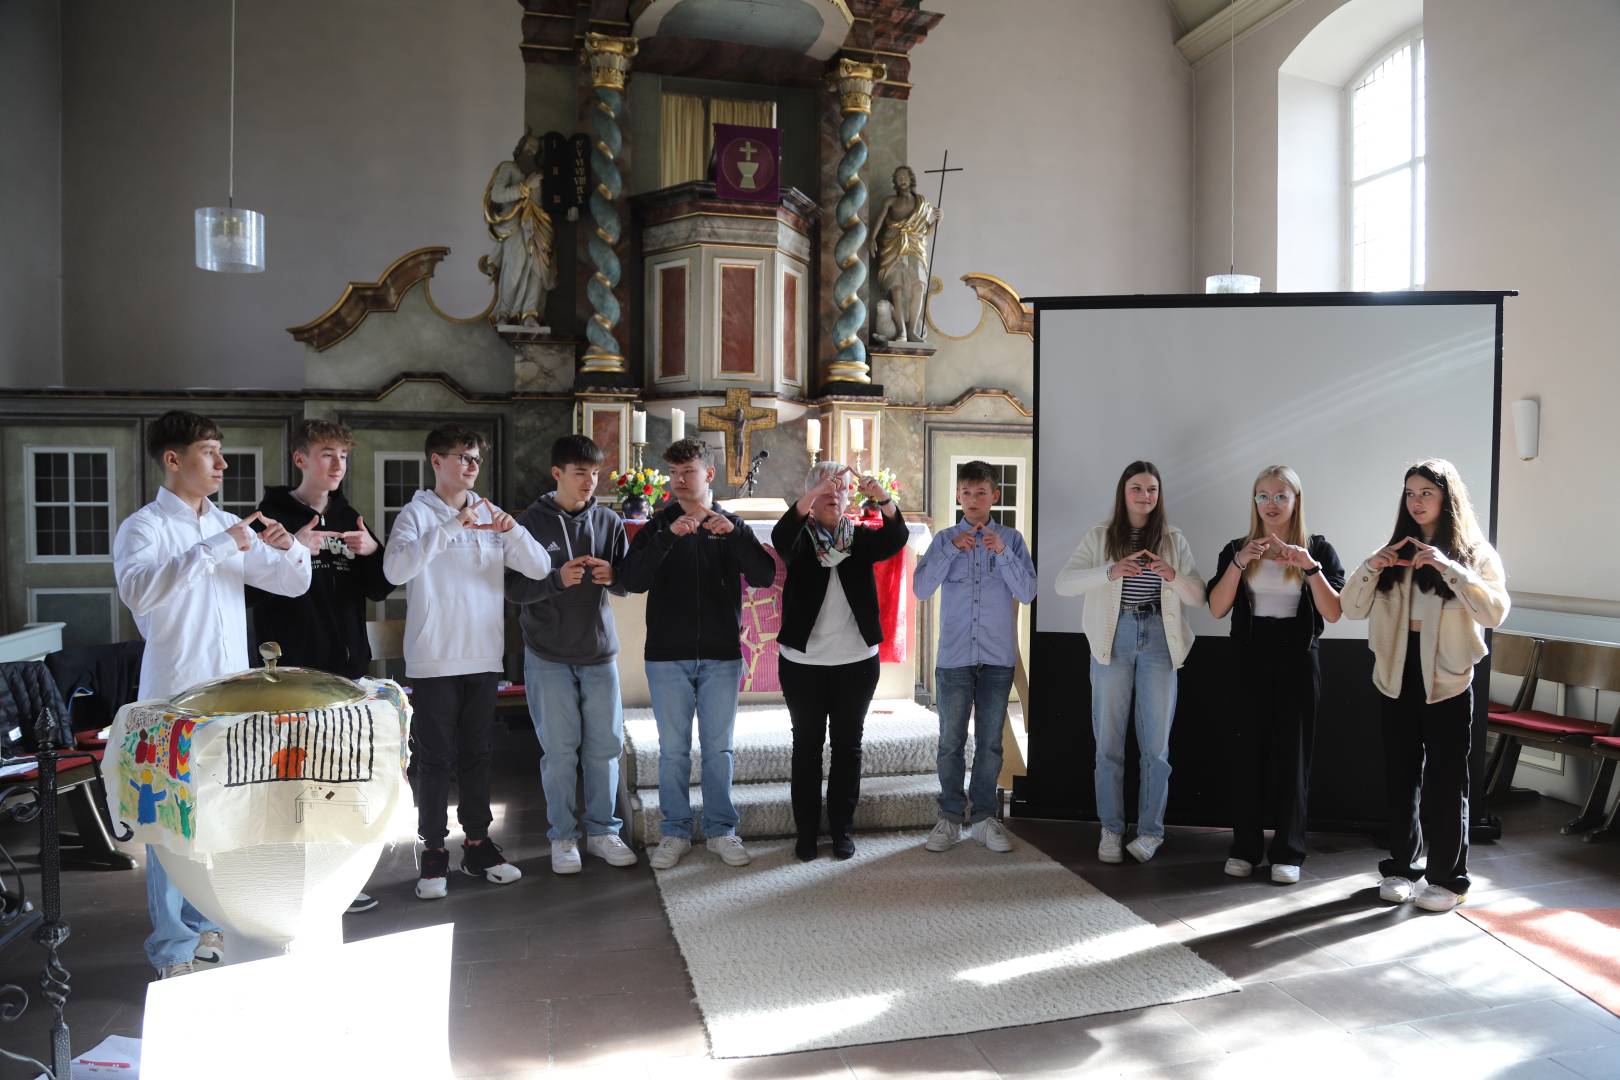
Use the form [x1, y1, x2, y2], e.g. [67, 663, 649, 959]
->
[643, 484, 653, 496]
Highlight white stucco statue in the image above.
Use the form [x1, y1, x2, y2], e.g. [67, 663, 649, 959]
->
[871, 165, 941, 344]
[481, 132, 557, 327]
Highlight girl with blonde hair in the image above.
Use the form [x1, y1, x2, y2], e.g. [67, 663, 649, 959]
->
[1206, 466, 1345, 884]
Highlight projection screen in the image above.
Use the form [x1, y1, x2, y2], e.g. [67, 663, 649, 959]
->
[1017, 292, 1508, 829]
[1035, 297, 1499, 636]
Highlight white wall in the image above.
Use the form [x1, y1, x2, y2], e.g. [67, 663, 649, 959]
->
[908, 0, 1196, 332]
[1195, 0, 1620, 602]
[56, 0, 523, 390]
[1275, 72, 1341, 289]
[0, 0, 63, 387]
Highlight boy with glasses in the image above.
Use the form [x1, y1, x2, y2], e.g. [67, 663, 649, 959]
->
[383, 425, 550, 898]
[619, 439, 776, 869]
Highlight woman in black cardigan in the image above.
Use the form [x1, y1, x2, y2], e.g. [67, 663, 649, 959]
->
[772, 462, 909, 861]
[1206, 465, 1345, 885]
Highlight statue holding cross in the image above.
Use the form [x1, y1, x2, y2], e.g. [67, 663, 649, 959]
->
[871, 152, 959, 345]
[698, 388, 778, 485]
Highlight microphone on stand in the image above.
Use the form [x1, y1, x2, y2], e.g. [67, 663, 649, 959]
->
[744, 449, 769, 497]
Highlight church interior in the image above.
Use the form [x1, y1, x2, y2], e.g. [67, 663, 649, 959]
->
[2, 0, 1618, 1077]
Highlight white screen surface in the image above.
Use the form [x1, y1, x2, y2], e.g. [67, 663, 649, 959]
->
[1035, 301, 1498, 639]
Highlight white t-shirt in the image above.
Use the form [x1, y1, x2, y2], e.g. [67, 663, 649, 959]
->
[1247, 558, 1300, 619]
[778, 571, 879, 667]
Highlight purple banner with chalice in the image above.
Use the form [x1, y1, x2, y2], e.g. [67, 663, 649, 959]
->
[713, 123, 779, 202]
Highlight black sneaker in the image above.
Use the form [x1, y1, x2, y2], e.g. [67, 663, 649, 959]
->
[831, 835, 856, 860]
[461, 838, 522, 884]
[416, 848, 450, 900]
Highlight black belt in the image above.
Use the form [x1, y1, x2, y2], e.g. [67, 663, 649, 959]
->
[1121, 599, 1161, 613]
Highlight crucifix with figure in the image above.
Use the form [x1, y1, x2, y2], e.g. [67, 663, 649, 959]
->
[698, 388, 777, 485]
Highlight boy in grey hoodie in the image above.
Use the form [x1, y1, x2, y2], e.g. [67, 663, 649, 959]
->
[507, 435, 635, 874]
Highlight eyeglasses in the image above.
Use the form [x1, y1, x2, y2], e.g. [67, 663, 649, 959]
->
[451, 453, 481, 469]
[1254, 492, 1295, 506]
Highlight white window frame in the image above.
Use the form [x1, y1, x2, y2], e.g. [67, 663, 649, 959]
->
[27, 587, 120, 647]
[947, 454, 1027, 536]
[218, 446, 263, 520]
[25, 446, 116, 564]
[1344, 27, 1425, 291]
[375, 452, 426, 541]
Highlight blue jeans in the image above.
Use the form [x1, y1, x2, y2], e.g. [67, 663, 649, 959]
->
[524, 650, 625, 840]
[144, 848, 218, 972]
[935, 664, 1013, 824]
[645, 659, 742, 839]
[1090, 610, 1178, 838]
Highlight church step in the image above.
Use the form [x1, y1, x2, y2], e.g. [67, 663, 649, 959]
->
[629, 773, 950, 848]
[623, 698, 973, 790]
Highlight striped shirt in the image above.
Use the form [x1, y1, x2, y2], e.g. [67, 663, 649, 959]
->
[1120, 527, 1162, 607]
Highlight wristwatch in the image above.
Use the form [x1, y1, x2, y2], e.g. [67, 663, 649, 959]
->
[873, 498, 893, 506]
[1303, 564, 1322, 577]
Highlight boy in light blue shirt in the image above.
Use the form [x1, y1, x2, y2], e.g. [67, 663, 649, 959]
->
[912, 461, 1035, 853]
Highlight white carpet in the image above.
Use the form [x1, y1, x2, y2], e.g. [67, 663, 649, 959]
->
[653, 830, 1239, 1058]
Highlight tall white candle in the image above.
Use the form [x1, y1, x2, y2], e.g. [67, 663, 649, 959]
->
[670, 408, 685, 443]
[805, 421, 821, 454]
[849, 421, 865, 453]
[631, 410, 646, 444]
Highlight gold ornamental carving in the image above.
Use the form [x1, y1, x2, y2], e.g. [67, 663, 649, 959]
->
[825, 57, 886, 115]
[582, 32, 639, 90]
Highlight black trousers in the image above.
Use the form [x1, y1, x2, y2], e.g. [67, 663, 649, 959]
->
[410, 672, 500, 848]
[1228, 620, 1319, 866]
[779, 654, 881, 841]
[1380, 632, 1474, 894]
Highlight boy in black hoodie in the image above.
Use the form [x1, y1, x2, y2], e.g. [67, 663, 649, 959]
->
[507, 435, 636, 875]
[249, 418, 394, 912]
[618, 438, 776, 870]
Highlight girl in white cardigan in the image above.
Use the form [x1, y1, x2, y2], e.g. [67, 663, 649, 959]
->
[1339, 459, 1508, 913]
[1055, 461, 1204, 864]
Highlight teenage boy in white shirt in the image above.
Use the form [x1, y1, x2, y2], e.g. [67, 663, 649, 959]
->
[113, 410, 313, 978]
[383, 425, 551, 899]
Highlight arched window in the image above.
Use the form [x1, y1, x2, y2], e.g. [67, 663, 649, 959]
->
[1348, 33, 1425, 290]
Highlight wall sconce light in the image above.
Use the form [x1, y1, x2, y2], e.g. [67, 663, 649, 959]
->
[1511, 398, 1539, 461]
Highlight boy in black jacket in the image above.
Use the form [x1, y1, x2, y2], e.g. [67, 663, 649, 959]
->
[619, 438, 776, 869]
[507, 435, 635, 875]
[249, 418, 394, 912]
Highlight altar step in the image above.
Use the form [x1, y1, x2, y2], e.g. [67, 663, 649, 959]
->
[623, 699, 973, 845]
[628, 773, 946, 848]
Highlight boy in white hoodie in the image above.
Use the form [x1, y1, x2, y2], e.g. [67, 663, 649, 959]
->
[383, 425, 551, 899]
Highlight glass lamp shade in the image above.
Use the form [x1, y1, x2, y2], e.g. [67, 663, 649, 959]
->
[195, 206, 265, 273]
[1205, 273, 1261, 294]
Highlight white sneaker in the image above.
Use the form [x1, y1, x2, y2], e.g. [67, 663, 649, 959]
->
[1224, 858, 1254, 878]
[550, 838, 583, 875]
[1271, 863, 1302, 885]
[586, 833, 638, 867]
[1414, 883, 1465, 912]
[925, 819, 961, 852]
[193, 929, 224, 965]
[971, 818, 1013, 853]
[648, 835, 691, 870]
[1099, 828, 1124, 864]
[160, 960, 197, 980]
[415, 875, 448, 900]
[1379, 875, 1417, 903]
[1127, 835, 1163, 863]
[706, 835, 752, 867]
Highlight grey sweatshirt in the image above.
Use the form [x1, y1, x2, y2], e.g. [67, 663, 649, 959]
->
[505, 493, 629, 665]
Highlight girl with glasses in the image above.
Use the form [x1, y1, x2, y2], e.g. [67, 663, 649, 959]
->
[1206, 466, 1345, 884]
[1055, 461, 1204, 864]
[1339, 459, 1508, 913]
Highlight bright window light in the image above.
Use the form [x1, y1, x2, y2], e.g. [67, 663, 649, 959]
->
[1349, 34, 1425, 291]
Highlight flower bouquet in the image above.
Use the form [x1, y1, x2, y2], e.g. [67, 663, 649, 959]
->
[846, 466, 901, 520]
[609, 465, 669, 518]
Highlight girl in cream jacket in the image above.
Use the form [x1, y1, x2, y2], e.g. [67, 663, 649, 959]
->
[1055, 461, 1204, 865]
[1339, 459, 1508, 914]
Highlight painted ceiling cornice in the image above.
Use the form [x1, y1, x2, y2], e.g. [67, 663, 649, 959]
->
[1174, 0, 1300, 66]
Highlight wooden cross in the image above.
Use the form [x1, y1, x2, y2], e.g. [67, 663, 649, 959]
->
[698, 387, 777, 485]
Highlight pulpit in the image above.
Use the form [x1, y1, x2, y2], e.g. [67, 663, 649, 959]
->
[635, 182, 816, 398]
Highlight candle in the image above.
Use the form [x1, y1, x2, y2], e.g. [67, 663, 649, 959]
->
[631, 410, 646, 444]
[670, 408, 685, 443]
[849, 421, 864, 453]
[805, 421, 821, 454]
